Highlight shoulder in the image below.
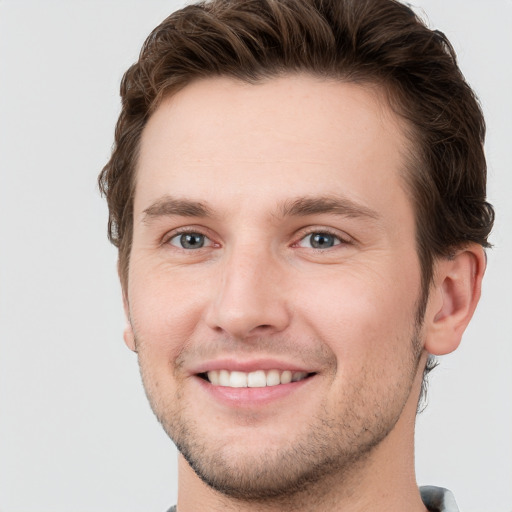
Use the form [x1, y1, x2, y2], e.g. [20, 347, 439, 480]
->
[420, 486, 459, 512]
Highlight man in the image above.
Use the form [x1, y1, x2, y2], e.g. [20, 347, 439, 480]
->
[99, 0, 494, 510]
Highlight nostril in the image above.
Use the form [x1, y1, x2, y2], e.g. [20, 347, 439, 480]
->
[205, 296, 291, 339]
[254, 324, 275, 331]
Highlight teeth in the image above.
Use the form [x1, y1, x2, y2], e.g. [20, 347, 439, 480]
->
[280, 370, 292, 384]
[247, 370, 266, 388]
[205, 369, 310, 388]
[292, 371, 307, 382]
[266, 369, 280, 386]
[219, 370, 230, 386]
[208, 370, 220, 385]
[229, 371, 247, 388]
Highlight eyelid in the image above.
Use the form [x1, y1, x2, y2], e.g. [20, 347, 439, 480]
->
[161, 225, 219, 248]
[169, 233, 213, 249]
[292, 226, 353, 248]
[159, 225, 353, 249]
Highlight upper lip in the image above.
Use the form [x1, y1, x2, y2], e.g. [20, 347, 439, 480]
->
[190, 358, 315, 375]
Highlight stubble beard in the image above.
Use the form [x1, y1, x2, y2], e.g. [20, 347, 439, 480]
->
[136, 326, 424, 504]
[167, 388, 402, 503]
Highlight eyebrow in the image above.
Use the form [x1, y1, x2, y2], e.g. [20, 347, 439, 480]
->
[141, 194, 379, 223]
[142, 196, 214, 222]
[278, 195, 379, 220]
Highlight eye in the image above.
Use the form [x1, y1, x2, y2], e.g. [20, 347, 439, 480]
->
[298, 232, 342, 249]
[168, 232, 211, 249]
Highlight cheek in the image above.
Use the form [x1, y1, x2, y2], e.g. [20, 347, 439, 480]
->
[295, 258, 421, 365]
[128, 265, 208, 358]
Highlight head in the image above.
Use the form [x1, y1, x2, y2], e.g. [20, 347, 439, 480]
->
[100, 0, 493, 298]
[99, 0, 493, 503]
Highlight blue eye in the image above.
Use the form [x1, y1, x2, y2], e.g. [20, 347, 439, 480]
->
[300, 232, 341, 249]
[169, 232, 209, 249]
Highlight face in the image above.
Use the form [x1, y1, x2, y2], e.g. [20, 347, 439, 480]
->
[126, 75, 425, 499]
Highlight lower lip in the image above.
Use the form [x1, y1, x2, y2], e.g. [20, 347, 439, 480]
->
[195, 375, 314, 407]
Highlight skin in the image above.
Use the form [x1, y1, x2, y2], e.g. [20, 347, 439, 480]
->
[123, 75, 485, 511]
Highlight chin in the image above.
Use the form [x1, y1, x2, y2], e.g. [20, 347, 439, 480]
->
[156, 396, 396, 502]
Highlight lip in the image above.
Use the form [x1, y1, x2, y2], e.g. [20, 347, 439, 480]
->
[190, 357, 314, 375]
[194, 373, 315, 407]
[189, 358, 318, 408]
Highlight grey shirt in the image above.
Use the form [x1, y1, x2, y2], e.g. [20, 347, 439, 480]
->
[420, 486, 460, 511]
[166, 485, 459, 512]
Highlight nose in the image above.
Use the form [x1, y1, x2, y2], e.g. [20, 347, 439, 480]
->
[204, 245, 291, 340]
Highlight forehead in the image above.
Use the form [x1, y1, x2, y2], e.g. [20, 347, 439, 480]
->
[135, 74, 412, 221]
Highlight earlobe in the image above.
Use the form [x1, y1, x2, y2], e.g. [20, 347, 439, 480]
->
[123, 322, 137, 352]
[122, 294, 137, 352]
[122, 293, 137, 352]
[118, 261, 137, 353]
[424, 244, 486, 356]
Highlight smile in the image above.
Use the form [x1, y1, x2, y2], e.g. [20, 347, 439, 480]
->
[201, 369, 311, 388]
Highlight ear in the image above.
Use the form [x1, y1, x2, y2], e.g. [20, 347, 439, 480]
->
[119, 262, 137, 353]
[424, 244, 486, 356]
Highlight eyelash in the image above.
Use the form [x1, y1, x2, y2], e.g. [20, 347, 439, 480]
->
[162, 227, 351, 251]
[163, 227, 216, 250]
[293, 228, 350, 250]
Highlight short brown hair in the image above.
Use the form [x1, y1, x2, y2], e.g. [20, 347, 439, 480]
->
[99, 0, 494, 402]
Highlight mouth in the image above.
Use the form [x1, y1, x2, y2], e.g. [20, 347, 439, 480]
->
[198, 369, 315, 388]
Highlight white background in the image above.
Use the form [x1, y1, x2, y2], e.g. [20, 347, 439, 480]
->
[0, 1, 510, 511]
